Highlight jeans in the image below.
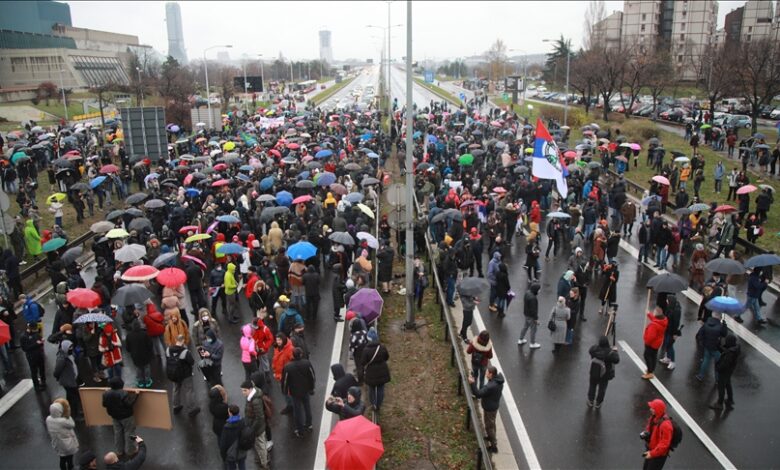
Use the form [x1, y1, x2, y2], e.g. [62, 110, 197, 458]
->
[225, 459, 246, 470]
[519, 318, 537, 344]
[135, 363, 151, 385]
[446, 276, 456, 305]
[745, 296, 764, 321]
[661, 331, 675, 362]
[714, 179, 722, 192]
[369, 384, 385, 410]
[292, 395, 312, 433]
[472, 363, 486, 388]
[112, 416, 136, 455]
[655, 246, 668, 268]
[584, 223, 595, 240]
[107, 364, 123, 380]
[698, 348, 721, 380]
[587, 376, 609, 404]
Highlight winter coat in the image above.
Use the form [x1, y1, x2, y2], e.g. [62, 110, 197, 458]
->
[330, 364, 359, 399]
[486, 252, 502, 286]
[470, 372, 504, 412]
[696, 317, 727, 351]
[192, 312, 220, 347]
[272, 337, 294, 381]
[102, 385, 138, 420]
[302, 266, 321, 297]
[588, 336, 619, 381]
[143, 304, 165, 337]
[219, 416, 248, 463]
[240, 324, 258, 364]
[716, 336, 741, 376]
[244, 387, 266, 433]
[268, 222, 283, 252]
[361, 341, 391, 386]
[282, 357, 316, 398]
[326, 386, 366, 420]
[376, 247, 394, 283]
[164, 311, 190, 346]
[620, 201, 636, 224]
[46, 403, 79, 456]
[495, 265, 510, 298]
[643, 313, 668, 349]
[644, 399, 673, 458]
[466, 337, 493, 367]
[24, 219, 42, 256]
[224, 263, 238, 296]
[53, 340, 78, 389]
[125, 321, 154, 367]
[208, 388, 229, 437]
[523, 284, 540, 319]
[549, 305, 570, 344]
[719, 220, 735, 246]
[99, 327, 122, 368]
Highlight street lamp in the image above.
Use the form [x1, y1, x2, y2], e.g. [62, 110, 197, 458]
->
[203, 44, 232, 130]
[135, 67, 144, 107]
[367, 20, 403, 121]
[56, 68, 68, 120]
[542, 38, 571, 127]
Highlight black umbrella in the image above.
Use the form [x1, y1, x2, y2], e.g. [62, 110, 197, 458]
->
[296, 180, 315, 189]
[61, 246, 83, 265]
[328, 231, 355, 246]
[646, 273, 688, 293]
[125, 208, 144, 218]
[71, 183, 90, 192]
[744, 254, 780, 269]
[105, 210, 125, 221]
[457, 277, 489, 297]
[112, 284, 153, 305]
[152, 252, 178, 268]
[144, 199, 166, 209]
[125, 193, 148, 205]
[704, 258, 745, 275]
[259, 206, 290, 223]
[431, 208, 463, 224]
[52, 158, 73, 168]
[128, 217, 152, 231]
[672, 207, 691, 216]
[361, 177, 380, 187]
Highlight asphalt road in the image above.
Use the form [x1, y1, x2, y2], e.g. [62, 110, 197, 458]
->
[389, 66, 442, 109]
[316, 67, 380, 111]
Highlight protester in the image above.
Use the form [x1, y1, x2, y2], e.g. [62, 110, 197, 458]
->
[469, 365, 504, 454]
[641, 399, 674, 470]
[587, 336, 619, 408]
[46, 399, 79, 470]
[240, 380, 269, 470]
[101, 377, 138, 459]
[642, 307, 668, 380]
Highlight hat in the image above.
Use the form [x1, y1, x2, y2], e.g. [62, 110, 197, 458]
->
[278, 295, 290, 303]
[695, 243, 704, 251]
[345, 310, 357, 321]
[78, 450, 96, 467]
[240, 380, 254, 390]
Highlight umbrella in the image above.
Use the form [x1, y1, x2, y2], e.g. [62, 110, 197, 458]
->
[292, 195, 313, 204]
[296, 180, 315, 189]
[736, 184, 757, 195]
[458, 154, 474, 166]
[178, 225, 200, 235]
[67, 288, 101, 308]
[315, 149, 333, 159]
[106, 228, 129, 239]
[99, 164, 119, 174]
[185, 233, 211, 243]
[356, 232, 378, 249]
[758, 184, 775, 193]
[348, 288, 384, 323]
[156, 267, 187, 287]
[260, 176, 275, 191]
[325, 415, 384, 470]
[89, 176, 108, 189]
[143, 199, 166, 210]
[344, 163, 362, 171]
[673, 156, 690, 163]
[125, 208, 144, 218]
[275, 191, 293, 206]
[431, 208, 463, 223]
[457, 277, 489, 297]
[114, 244, 147, 263]
[112, 284, 153, 305]
[744, 254, 780, 268]
[216, 243, 246, 255]
[714, 205, 736, 213]
[688, 203, 709, 212]
[646, 273, 688, 293]
[705, 258, 745, 275]
[46, 193, 67, 204]
[42, 238, 67, 253]
[356, 203, 375, 219]
[181, 254, 207, 270]
[61, 246, 83, 265]
[212, 179, 230, 187]
[345, 192, 364, 204]
[361, 177, 380, 187]
[90, 221, 115, 233]
[121, 265, 159, 282]
[256, 194, 276, 203]
[0, 320, 9, 346]
[588, 161, 602, 169]
[128, 218, 152, 232]
[673, 207, 691, 216]
[216, 214, 241, 224]
[546, 211, 571, 219]
[316, 172, 337, 187]
[330, 183, 348, 196]
[705, 296, 745, 315]
[652, 175, 670, 185]
[152, 252, 178, 268]
[125, 193, 148, 205]
[260, 206, 290, 223]
[329, 231, 355, 245]
[286, 241, 318, 260]
[753, 132, 766, 140]
[73, 313, 114, 324]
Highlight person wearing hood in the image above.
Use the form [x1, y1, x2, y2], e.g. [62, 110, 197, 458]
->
[199, 329, 224, 386]
[326, 385, 366, 420]
[642, 307, 668, 380]
[487, 251, 502, 312]
[557, 270, 575, 298]
[272, 332, 295, 414]
[469, 365, 504, 454]
[224, 262, 240, 324]
[46, 399, 79, 470]
[192, 308, 221, 347]
[125, 318, 154, 388]
[494, 262, 511, 318]
[330, 363, 359, 399]
[459, 292, 479, 344]
[587, 335, 620, 408]
[102, 377, 139, 459]
[361, 329, 390, 413]
[695, 313, 728, 382]
[24, 219, 42, 258]
[53, 339, 82, 417]
[331, 264, 346, 322]
[163, 309, 189, 346]
[549, 296, 571, 353]
[240, 323, 259, 381]
[208, 385, 229, 439]
[641, 399, 674, 468]
[302, 264, 321, 320]
[518, 282, 541, 348]
[268, 221, 284, 252]
[466, 331, 493, 388]
[599, 261, 619, 315]
[98, 323, 123, 379]
[282, 347, 316, 437]
[711, 334, 740, 410]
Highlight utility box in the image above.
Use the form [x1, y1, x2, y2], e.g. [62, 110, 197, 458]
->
[119, 107, 167, 163]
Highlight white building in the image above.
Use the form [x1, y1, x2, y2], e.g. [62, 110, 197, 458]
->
[319, 30, 333, 63]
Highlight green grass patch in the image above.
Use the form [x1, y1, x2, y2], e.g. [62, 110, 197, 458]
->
[413, 78, 461, 106]
[310, 76, 356, 107]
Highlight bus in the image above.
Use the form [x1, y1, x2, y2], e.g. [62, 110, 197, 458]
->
[293, 80, 317, 94]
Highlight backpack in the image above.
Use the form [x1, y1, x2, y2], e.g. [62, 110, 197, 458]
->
[280, 311, 298, 336]
[165, 348, 189, 382]
[238, 422, 256, 450]
[662, 417, 683, 452]
[471, 349, 484, 366]
[590, 357, 606, 379]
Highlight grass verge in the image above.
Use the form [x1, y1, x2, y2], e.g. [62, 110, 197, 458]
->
[310, 76, 356, 107]
[413, 78, 461, 106]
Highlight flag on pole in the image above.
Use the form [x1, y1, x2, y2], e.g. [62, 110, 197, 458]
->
[532, 118, 568, 199]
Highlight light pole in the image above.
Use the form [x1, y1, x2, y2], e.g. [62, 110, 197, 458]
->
[135, 66, 144, 107]
[404, 0, 414, 328]
[542, 38, 571, 127]
[367, 20, 402, 122]
[203, 44, 232, 130]
[56, 68, 68, 120]
[256, 54, 265, 102]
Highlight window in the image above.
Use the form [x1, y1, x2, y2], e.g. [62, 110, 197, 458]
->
[680, 33, 685, 41]
[677, 55, 683, 63]
[641, 24, 646, 32]
[746, 34, 752, 41]
[682, 11, 686, 17]
[642, 13, 646, 21]
[748, 26, 753, 33]
[681, 23, 685, 31]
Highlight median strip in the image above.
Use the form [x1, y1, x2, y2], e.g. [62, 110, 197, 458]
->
[412, 78, 462, 106]
[310, 76, 356, 107]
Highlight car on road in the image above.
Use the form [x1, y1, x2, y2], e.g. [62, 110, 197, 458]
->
[725, 114, 752, 129]
[771, 109, 780, 120]
[759, 105, 776, 119]
[660, 107, 688, 122]
[712, 112, 731, 127]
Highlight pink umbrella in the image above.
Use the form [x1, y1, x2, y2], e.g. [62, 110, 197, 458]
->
[737, 184, 757, 195]
[292, 194, 313, 204]
[181, 254, 207, 270]
[629, 143, 642, 151]
[212, 179, 230, 187]
[493, 187, 507, 193]
[652, 175, 670, 185]
[183, 174, 194, 186]
[214, 163, 227, 171]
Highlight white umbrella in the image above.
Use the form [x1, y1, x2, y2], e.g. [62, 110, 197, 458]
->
[357, 232, 378, 249]
[114, 244, 147, 263]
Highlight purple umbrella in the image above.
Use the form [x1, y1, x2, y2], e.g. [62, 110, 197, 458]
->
[348, 288, 384, 324]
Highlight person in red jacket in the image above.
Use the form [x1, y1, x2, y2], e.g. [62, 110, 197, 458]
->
[252, 317, 274, 381]
[642, 307, 668, 379]
[642, 399, 673, 469]
[142, 302, 166, 357]
[529, 201, 541, 224]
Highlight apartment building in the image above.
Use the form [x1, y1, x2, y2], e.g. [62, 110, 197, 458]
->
[592, 11, 624, 50]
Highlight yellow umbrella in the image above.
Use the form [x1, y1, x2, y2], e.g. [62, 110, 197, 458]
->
[106, 228, 130, 239]
[223, 141, 236, 151]
[185, 233, 211, 243]
[356, 203, 375, 219]
[47, 193, 67, 204]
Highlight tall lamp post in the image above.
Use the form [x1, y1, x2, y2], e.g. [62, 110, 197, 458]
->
[367, 19, 402, 123]
[57, 68, 68, 121]
[403, 0, 414, 328]
[135, 66, 144, 107]
[542, 38, 571, 127]
[203, 44, 232, 130]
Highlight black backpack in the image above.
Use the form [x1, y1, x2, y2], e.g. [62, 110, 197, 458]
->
[663, 417, 683, 452]
[165, 348, 188, 382]
[238, 422, 255, 450]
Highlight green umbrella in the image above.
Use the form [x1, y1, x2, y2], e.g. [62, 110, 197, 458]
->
[458, 153, 474, 166]
[42, 237, 67, 253]
[700, 124, 712, 130]
[11, 151, 29, 164]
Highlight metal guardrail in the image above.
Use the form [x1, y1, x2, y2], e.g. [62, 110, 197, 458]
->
[20, 230, 94, 283]
[413, 192, 494, 470]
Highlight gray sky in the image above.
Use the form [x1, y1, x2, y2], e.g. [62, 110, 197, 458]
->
[65, 0, 747, 61]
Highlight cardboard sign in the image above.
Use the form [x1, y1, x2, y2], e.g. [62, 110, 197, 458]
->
[79, 387, 172, 430]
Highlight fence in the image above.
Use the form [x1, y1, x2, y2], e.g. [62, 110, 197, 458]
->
[20, 230, 94, 284]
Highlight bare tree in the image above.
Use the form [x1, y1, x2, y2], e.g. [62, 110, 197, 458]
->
[569, 49, 599, 115]
[618, 43, 653, 117]
[36, 82, 58, 106]
[218, 66, 237, 105]
[699, 44, 735, 122]
[645, 49, 675, 119]
[485, 38, 507, 83]
[583, 0, 606, 50]
[592, 46, 625, 121]
[732, 38, 780, 134]
[158, 56, 196, 127]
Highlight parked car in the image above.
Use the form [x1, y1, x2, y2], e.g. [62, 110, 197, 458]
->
[726, 115, 751, 129]
[660, 108, 687, 122]
[712, 112, 731, 127]
[770, 109, 780, 120]
[759, 105, 776, 119]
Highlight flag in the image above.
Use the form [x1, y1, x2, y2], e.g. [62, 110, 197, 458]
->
[532, 118, 568, 198]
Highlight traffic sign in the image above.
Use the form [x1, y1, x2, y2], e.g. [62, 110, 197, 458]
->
[385, 183, 407, 207]
[459, 92, 466, 101]
[424, 71, 434, 83]
[502, 93, 509, 101]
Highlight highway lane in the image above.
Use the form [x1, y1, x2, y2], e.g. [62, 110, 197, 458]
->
[388, 65, 442, 109]
[316, 66, 380, 111]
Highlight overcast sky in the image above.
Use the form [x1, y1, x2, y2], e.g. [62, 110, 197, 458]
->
[65, 0, 748, 61]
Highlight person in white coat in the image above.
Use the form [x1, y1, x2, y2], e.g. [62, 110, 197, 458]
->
[45, 399, 79, 470]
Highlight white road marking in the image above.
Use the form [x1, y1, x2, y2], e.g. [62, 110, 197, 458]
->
[618, 340, 737, 470]
[312, 307, 347, 470]
[618, 239, 780, 368]
[472, 310, 542, 469]
[0, 379, 33, 418]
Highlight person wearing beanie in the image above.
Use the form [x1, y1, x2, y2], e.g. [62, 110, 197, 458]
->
[587, 335, 620, 408]
[326, 385, 366, 420]
[77, 449, 97, 470]
[200, 328, 224, 386]
[101, 376, 139, 459]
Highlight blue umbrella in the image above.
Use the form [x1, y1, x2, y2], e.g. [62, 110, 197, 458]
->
[297, 170, 311, 180]
[286, 241, 318, 261]
[276, 190, 293, 206]
[412, 131, 422, 139]
[428, 135, 438, 144]
[360, 132, 373, 141]
[236, 174, 251, 182]
[345, 192, 364, 204]
[315, 149, 333, 159]
[641, 195, 661, 206]
[316, 172, 336, 187]
[705, 296, 745, 314]
[239, 165, 254, 171]
[744, 254, 780, 268]
[217, 214, 241, 224]
[259, 176, 275, 191]
[367, 152, 379, 159]
[90, 176, 107, 189]
[185, 188, 201, 197]
[216, 243, 246, 255]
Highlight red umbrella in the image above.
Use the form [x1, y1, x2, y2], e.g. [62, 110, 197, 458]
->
[179, 225, 200, 234]
[0, 320, 10, 346]
[286, 143, 300, 150]
[64, 150, 81, 156]
[325, 416, 384, 470]
[67, 288, 102, 308]
[99, 164, 119, 174]
[183, 174, 194, 186]
[652, 175, 670, 185]
[292, 194, 312, 204]
[121, 265, 159, 282]
[214, 163, 228, 171]
[714, 204, 736, 213]
[269, 149, 282, 158]
[157, 267, 187, 287]
[212, 179, 230, 187]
